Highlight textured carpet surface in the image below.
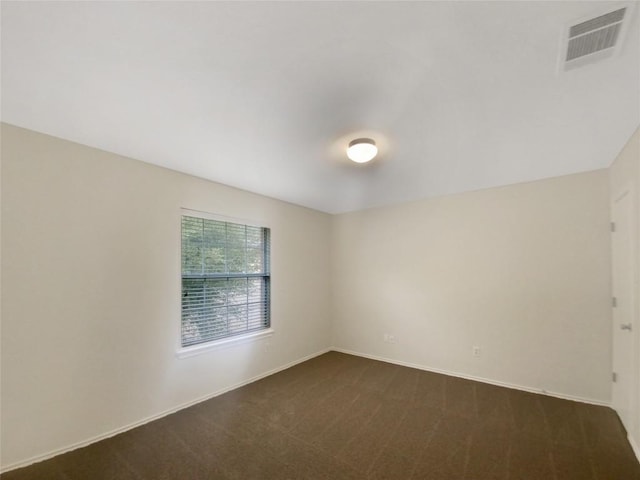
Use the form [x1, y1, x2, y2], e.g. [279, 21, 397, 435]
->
[3, 351, 640, 479]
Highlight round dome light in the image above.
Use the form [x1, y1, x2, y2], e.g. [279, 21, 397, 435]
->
[347, 138, 378, 163]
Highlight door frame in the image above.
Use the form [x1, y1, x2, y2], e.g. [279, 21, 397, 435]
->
[611, 184, 639, 444]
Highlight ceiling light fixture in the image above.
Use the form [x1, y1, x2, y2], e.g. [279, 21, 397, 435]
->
[347, 138, 378, 163]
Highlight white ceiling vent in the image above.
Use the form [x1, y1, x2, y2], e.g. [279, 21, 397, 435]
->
[560, 4, 634, 71]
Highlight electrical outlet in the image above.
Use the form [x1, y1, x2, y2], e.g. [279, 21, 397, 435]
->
[383, 333, 397, 344]
[472, 346, 481, 357]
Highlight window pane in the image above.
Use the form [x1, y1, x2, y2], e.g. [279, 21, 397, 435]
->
[197, 306, 228, 343]
[182, 279, 227, 346]
[203, 245, 225, 274]
[203, 220, 226, 246]
[246, 226, 263, 248]
[205, 278, 227, 306]
[202, 220, 227, 273]
[247, 302, 267, 330]
[226, 223, 246, 245]
[181, 214, 270, 346]
[246, 248, 263, 273]
[182, 217, 203, 275]
[227, 278, 248, 305]
[227, 248, 246, 273]
[248, 277, 262, 303]
[228, 304, 248, 333]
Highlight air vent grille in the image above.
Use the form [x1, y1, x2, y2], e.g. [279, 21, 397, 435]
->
[561, 6, 631, 70]
[569, 8, 625, 38]
[566, 22, 622, 61]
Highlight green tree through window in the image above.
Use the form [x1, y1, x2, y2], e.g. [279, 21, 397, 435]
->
[181, 215, 270, 347]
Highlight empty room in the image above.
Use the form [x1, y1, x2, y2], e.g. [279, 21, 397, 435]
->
[1, 1, 640, 479]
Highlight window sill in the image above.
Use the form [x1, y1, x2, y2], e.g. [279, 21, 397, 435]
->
[176, 328, 275, 359]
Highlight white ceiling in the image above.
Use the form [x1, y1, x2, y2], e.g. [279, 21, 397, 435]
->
[2, 1, 639, 214]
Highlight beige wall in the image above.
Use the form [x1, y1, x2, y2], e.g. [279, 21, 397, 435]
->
[0, 124, 332, 469]
[609, 127, 640, 452]
[331, 170, 612, 402]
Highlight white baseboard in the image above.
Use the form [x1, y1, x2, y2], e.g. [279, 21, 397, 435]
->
[0, 347, 331, 474]
[331, 347, 611, 407]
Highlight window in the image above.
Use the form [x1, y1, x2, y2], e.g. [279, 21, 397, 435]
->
[181, 214, 270, 348]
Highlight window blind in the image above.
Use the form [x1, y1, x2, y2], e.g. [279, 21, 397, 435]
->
[181, 215, 270, 347]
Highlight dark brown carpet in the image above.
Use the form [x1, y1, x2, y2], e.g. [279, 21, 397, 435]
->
[2, 351, 639, 479]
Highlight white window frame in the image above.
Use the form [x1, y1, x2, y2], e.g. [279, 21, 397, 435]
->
[176, 209, 273, 359]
